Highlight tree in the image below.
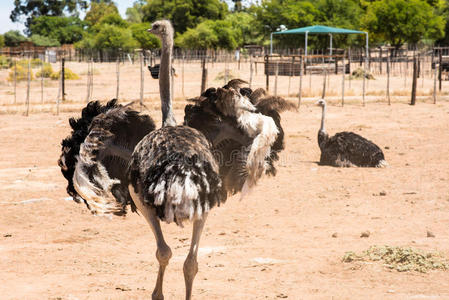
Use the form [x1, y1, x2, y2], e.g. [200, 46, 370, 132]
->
[30, 16, 85, 44]
[142, 0, 229, 34]
[130, 22, 161, 49]
[253, 0, 320, 47]
[10, 0, 88, 34]
[4, 30, 28, 47]
[93, 24, 138, 51]
[30, 34, 60, 47]
[363, 0, 446, 48]
[84, 1, 119, 26]
[176, 20, 239, 50]
[225, 12, 263, 46]
[126, 0, 145, 23]
[0, 35, 5, 48]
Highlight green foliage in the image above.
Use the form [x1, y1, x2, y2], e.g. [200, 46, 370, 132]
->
[4, 30, 28, 47]
[85, 1, 119, 26]
[362, 0, 446, 48]
[176, 20, 239, 50]
[343, 245, 448, 273]
[29, 16, 85, 45]
[35, 63, 54, 78]
[93, 24, 138, 51]
[8, 65, 34, 81]
[126, 1, 145, 23]
[50, 68, 80, 80]
[130, 23, 161, 49]
[225, 12, 263, 46]
[142, 0, 228, 34]
[0, 35, 4, 48]
[0, 56, 13, 69]
[98, 13, 128, 28]
[10, 0, 88, 34]
[252, 0, 320, 47]
[30, 34, 60, 47]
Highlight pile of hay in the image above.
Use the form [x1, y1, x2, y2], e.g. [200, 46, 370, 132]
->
[349, 67, 375, 80]
[342, 245, 448, 273]
[50, 68, 80, 80]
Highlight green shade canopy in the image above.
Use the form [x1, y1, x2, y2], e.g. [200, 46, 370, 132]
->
[273, 25, 365, 35]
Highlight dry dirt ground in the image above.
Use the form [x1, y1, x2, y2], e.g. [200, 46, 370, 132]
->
[1, 97, 449, 299]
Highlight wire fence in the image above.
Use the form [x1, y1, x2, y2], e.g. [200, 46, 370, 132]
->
[0, 46, 448, 115]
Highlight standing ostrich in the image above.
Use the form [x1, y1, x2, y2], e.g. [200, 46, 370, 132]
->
[316, 98, 387, 167]
[127, 20, 287, 299]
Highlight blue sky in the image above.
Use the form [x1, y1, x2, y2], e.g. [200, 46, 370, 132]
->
[0, 0, 136, 34]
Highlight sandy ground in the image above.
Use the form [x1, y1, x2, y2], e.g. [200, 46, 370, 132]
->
[1, 96, 449, 299]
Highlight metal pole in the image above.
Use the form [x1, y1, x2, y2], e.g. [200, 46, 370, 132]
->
[13, 59, 17, 104]
[116, 55, 120, 100]
[40, 60, 44, 104]
[433, 58, 438, 104]
[342, 53, 345, 106]
[387, 52, 391, 105]
[270, 32, 273, 55]
[249, 55, 253, 89]
[274, 61, 279, 97]
[330, 34, 333, 56]
[298, 55, 303, 108]
[61, 57, 65, 101]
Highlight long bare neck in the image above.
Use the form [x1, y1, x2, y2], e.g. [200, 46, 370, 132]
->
[319, 103, 326, 133]
[160, 33, 176, 127]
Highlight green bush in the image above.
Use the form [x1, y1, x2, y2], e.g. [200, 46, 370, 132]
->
[35, 63, 54, 78]
[50, 68, 80, 80]
[0, 55, 12, 69]
[8, 65, 34, 81]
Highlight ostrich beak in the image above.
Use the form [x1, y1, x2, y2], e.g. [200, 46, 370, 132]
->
[147, 28, 153, 33]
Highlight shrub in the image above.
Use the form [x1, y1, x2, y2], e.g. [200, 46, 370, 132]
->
[35, 63, 54, 78]
[50, 68, 80, 80]
[0, 55, 12, 69]
[8, 65, 34, 81]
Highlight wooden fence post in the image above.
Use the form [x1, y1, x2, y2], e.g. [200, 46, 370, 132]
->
[26, 54, 31, 116]
[116, 55, 120, 100]
[249, 55, 253, 89]
[201, 56, 207, 94]
[139, 51, 144, 111]
[433, 58, 438, 104]
[411, 55, 418, 106]
[438, 51, 442, 92]
[298, 55, 303, 108]
[386, 52, 391, 105]
[342, 53, 345, 106]
[13, 59, 17, 104]
[61, 57, 65, 101]
[274, 61, 279, 97]
[40, 60, 44, 104]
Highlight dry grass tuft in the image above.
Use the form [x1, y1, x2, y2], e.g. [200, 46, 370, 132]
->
[342, 245, 448, 273]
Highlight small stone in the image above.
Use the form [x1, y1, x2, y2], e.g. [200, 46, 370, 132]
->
[379, 191, 387, 196]
[360, 231, 370, 238]
[427, 231, 435, 238]
[276, 293, 288, 298]
[3, 234, 12, 237]
[219, 232, 226, 236]
[331, 232, 338, 238]
[384, 146, 390, 150]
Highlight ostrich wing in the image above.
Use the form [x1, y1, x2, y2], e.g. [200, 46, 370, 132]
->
[58, 100, 155, 215]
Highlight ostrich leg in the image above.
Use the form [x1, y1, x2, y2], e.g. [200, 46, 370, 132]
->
[184, 213, 208, 300]
[130, 188, 172, 300]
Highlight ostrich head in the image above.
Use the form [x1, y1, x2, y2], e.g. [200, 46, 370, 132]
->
[316, 98, 326, 107]
[147, 20, 174, 39]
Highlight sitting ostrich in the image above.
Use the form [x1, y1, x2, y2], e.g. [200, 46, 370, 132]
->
[58, 19, 294, 300]
[316, 98, 387, 167]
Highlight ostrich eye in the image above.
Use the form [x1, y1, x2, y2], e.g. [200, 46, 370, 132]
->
[153, 24, 159, 30]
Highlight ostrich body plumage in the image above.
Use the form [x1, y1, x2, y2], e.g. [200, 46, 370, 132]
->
[316, 99, 387, 167]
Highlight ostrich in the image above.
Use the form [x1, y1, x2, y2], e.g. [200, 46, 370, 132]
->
[58, 20, 293, 300]
[316, 98, 387, 167]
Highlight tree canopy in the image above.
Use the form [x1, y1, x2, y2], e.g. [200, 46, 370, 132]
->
[5, 0, 449, 50]
[10, 0, 88, 34]
[363, 0, 445, 48]
[142, 0, 228, 34]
